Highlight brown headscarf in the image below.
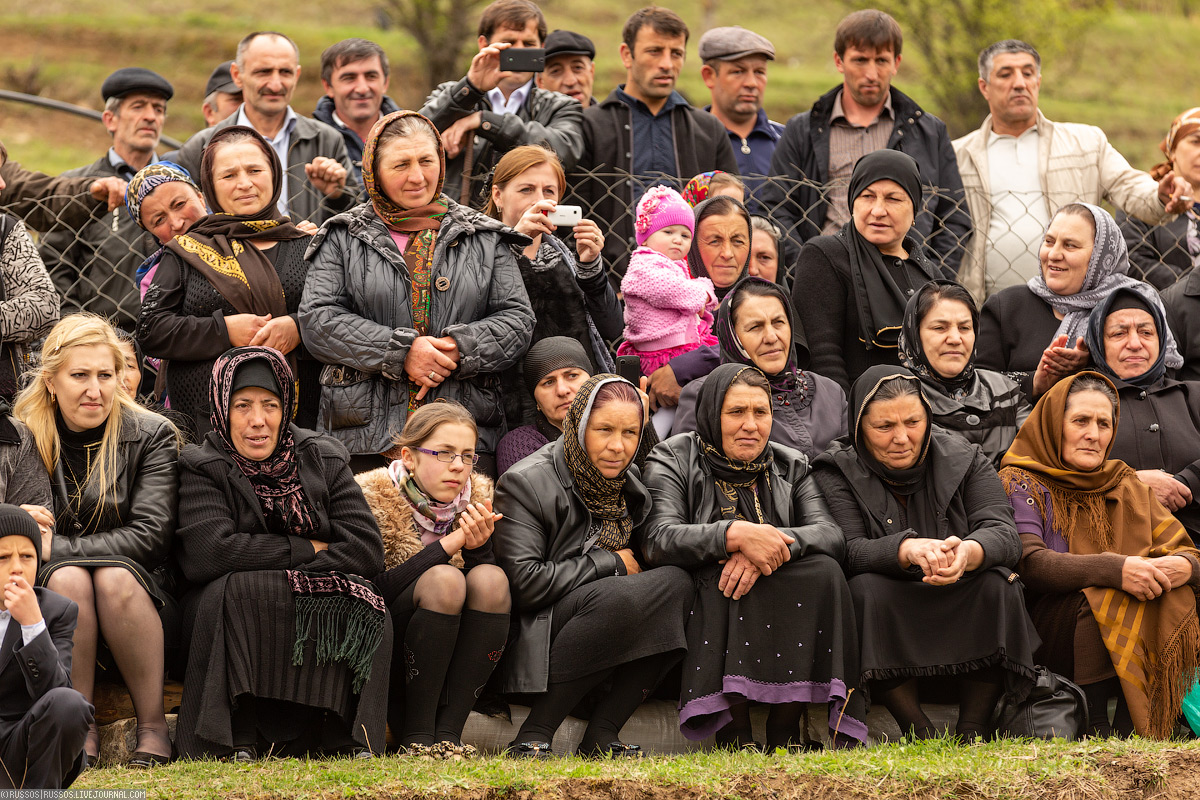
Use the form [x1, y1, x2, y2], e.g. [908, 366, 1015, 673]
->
[998, 371, 1200, 738]
[165, 126, 306, 322]
[1151, 107, 1200, 181]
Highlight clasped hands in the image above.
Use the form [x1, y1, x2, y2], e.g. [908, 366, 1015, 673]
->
[898, 535, 984, 586]
[718, 521, 796, 601]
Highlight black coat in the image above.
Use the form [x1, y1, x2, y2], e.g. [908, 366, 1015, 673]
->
[1110, 376, 1200, 536]
[760, 86, 971, 273]
[492, 438, 648, 693]
[0, 588, 76, 724]
[977, 285, 1061, 398]
[1118, 210, 1191, 289]
[1164, 268, 1200, 382]
[569, 90, 738, 277]
[640, 433, 844, 569]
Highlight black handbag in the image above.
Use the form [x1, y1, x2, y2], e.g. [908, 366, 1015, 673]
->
[992, 665, 1089, 740]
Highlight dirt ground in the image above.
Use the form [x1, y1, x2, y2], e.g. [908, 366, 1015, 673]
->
[335, 749, 1200, 800]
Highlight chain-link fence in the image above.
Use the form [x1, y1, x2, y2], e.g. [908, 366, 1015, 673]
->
[2, 165, 1192, 330]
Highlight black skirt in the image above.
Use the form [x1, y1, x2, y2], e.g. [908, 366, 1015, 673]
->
[176, 569, 392, 758]
[678, 555, 868, 742]
[850, 568, 1040, 687]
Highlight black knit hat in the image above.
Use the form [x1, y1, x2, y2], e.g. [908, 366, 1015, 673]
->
[523, 337, 592, 394]
[0, 504, 42, 571]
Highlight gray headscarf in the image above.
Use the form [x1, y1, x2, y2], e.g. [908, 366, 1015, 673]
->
[1026, 202, 1182, 369]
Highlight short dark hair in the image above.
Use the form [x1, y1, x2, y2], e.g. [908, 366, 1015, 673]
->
[478, 0, 547, 43]
[236, 31, 300, 69]
[978, 40, 1040, 83]
[834, 9, 902, 58]
[622, 7, 690, 51]
[320, 38, 389, 85]
[914, 281, 977, 329]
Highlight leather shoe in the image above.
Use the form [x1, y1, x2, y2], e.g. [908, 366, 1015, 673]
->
[505, 740, 553, 759]
[127, 750, 172, 768]
[579, 741, 643, 759]
[225, 747, 257, 764]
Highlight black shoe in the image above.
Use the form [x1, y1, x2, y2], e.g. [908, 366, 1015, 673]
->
[82, 753, 98, 770]
[505, 740, 553, 759]
[127, 750, 172, 768]
[579, 741, 643, 759]
[225, 747, 257, 764]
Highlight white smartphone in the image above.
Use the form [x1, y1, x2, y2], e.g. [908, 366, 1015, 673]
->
[546, 205, 582, 227]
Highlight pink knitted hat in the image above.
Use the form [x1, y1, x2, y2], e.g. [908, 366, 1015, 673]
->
[634, 185, 696, 246]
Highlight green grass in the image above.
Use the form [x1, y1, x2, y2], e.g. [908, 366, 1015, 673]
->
[64, 737, 1200, 799]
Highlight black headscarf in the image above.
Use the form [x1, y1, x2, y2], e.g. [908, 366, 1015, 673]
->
[1085, 288, 1171, 389]
[209, 346, 318, 538]
[714, 276, 814, 455]
[847, 365, 933, 496]
[695, 363, 779, 525]
[840, 150, 939, 351]
[687, 195, 752, 301]
[897, 280, 978, 396]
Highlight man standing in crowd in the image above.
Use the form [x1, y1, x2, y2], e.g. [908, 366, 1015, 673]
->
[314, 38, 401, 183]
[420, 0, 584, 207]
[953, 39, 1190, 299]
[698, 26, 783, 214]
[176, 31, 357, 224]
[572, 6, 737, 277]
[201, 61, 243, 128]
[0, 143, 126, 233]
[38, 68, 169, 330]
[537, 30, 597, 108]
[762, 9, 970, 271]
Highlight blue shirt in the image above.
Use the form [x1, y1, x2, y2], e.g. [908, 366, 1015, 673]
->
[707, 107, 783, 215]
[615, 85, 688, 201]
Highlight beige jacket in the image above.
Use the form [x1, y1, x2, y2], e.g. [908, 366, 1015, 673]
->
[952, 110, 1170, 301]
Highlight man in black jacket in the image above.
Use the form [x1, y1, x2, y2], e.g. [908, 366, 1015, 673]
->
[419, 0, 584, 208]
[571, 6, 738, 278]
[0, 505, 91, 790]
[761, 9, 970, 272]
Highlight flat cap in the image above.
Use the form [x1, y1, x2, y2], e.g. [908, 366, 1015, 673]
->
[544, 30, 596, 61]
[205, 61, 238, 96]
[101, 67, 174, 102]
[698, 26, 775, 62]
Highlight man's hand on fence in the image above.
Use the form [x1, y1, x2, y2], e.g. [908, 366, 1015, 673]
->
[89, 176, 127, 211]
[306, 157, 347, 199]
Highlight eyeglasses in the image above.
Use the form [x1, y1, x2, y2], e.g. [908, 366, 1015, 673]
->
[413, 447, 479, 467]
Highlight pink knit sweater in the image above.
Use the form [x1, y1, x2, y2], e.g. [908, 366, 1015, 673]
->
[621, 247, 717, 351]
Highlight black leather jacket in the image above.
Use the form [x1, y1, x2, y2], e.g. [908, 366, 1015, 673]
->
[492, 438, 650, 693]
[640, 433, 844, 569]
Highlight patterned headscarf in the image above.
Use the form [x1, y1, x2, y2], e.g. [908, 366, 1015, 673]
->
[561, 375, 643, 552]
[209, 346, 318, 539]
[682, 170, 723, 207]
[1026, 203, 1182, 369]
[1151, 107, 1200, 181]
[125, 160, 203, 233]
[999, 372, 1200, 738]
[694, 363, 777, 525]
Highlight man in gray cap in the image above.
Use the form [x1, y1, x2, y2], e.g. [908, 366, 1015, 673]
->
[38, 67, 171, 331]
[699, 26, 783, 214]
[537, 30, 597, 108]
[202, 61, 243, 127]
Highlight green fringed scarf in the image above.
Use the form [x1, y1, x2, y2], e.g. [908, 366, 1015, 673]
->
[287, 570, 387, 693]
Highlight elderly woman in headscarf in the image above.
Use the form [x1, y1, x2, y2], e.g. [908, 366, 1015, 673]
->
[1122, 108, 1200, 289]
[644, 364, 866, 751]
[137, 128, 317, 439]
[175, 346, 389, 761]
[791, 150, 948, 393]
[645, 195, 753, 410]
[493, 375, 693, 759]
[898, 280, 1030, 468]
[978, 202, 1183, 399]
[300, 111, 534, 476]
[672, 277, 844, 458]
[812, 366, 1038, 741]
[1000, 371, 1200, 738]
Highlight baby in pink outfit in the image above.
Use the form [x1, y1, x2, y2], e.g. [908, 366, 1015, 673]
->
[617, 186, 718, 376]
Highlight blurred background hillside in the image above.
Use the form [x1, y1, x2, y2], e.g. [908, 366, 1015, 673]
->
[1, 0, 1195, 175]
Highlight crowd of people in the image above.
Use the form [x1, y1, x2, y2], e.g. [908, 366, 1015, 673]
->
[2, 0, 1200, 791]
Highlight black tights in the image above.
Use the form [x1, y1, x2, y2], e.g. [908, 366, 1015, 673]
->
[874, 668, 1003, 740]
[514, 652, 671, 753]
[1084, 678, 1133, 737]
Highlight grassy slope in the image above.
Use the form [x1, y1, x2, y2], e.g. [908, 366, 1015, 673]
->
[68, 737, 1200, 799]
[1, 1, 1196, 174]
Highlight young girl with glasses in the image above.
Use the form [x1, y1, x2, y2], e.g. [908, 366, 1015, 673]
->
[356, 401, 512, 758]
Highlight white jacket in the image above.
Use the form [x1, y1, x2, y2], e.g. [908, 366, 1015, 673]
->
[952, 110, 1170, 301]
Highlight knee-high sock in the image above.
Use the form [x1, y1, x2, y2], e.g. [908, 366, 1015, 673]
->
[433, 610, 510, 743]
[399, 609, 460, 746]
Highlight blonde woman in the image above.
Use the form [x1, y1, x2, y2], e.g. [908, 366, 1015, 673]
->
[15, 314, 180, 768]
